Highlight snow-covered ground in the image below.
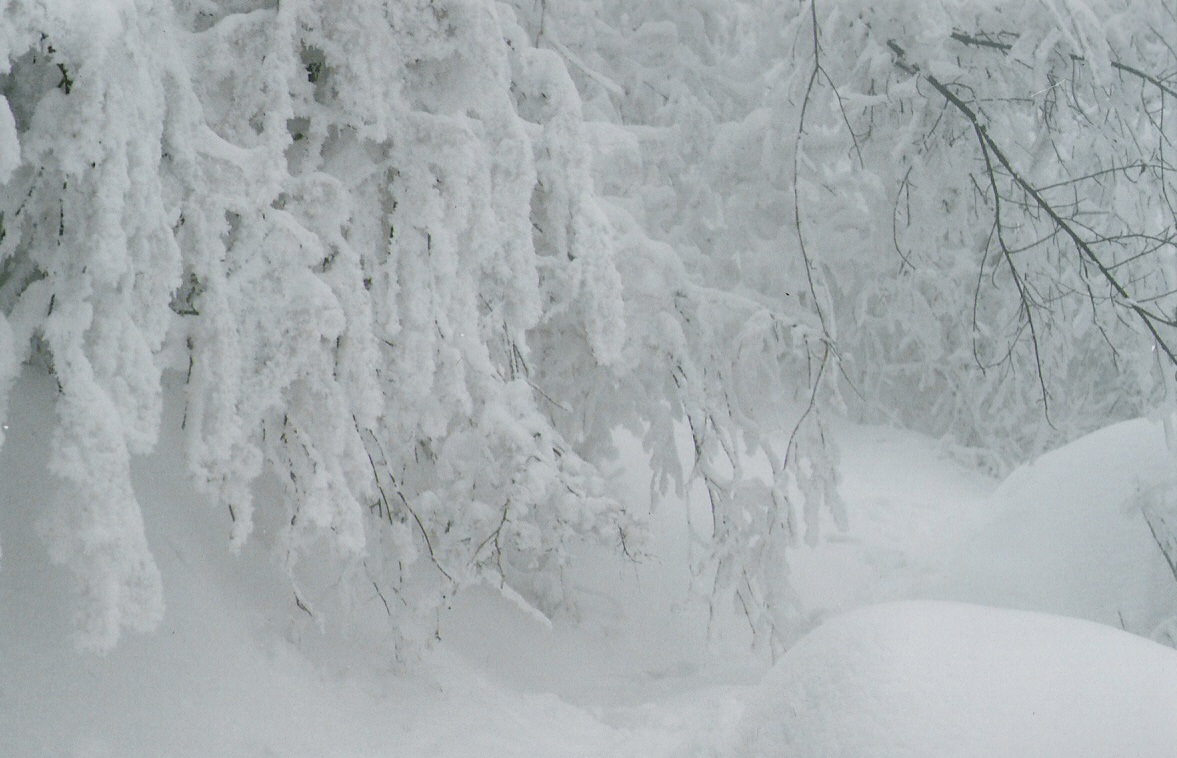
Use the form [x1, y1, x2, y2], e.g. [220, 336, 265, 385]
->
[735, 601, 1177, 757]
[2, 368, 1176, 757]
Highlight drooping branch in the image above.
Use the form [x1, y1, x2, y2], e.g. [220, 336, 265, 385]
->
[794, 0, 834, 341]
[976, 126, 1054, 418]
[888, 40, 1177, 368]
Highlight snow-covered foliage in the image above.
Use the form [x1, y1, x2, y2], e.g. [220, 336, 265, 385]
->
[0, 0, 637, 651]
[0, 1, 184, 650]
[0, 0, 1174, 654]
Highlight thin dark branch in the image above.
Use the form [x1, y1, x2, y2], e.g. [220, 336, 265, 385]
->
[1141, 504, 1177, 586]
[358, 423, 454, 583]
[950, 30, 1012, 52]
[795, 0, 834, 339]
[950, 27, 1177, 100]
[889, 41, 1177, 367]
[976, 122, 1054, 420]
[1111, 59, 1177, 101]
[782, 340, 830, 471]
[405, 498, 453, 583]
[1036, 163, 1156, 192]
[892, 165, 917, 271]
[473, 501, 510, 581]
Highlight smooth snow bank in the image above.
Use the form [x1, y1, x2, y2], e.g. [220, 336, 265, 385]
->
[931, 418, 1177, 639]
[735, 600, 1177, 758]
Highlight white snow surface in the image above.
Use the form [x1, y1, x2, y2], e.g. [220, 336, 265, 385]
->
[736, 601, 1177, 758]
[2, 368, 1176, 756]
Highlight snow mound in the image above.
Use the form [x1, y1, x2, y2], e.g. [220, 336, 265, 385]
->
[932, 418, 1177, 638]
[734, 600, 1177, 758]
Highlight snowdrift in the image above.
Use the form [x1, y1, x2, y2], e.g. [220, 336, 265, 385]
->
[736, 600, 1177, 758]
[932, 418, 1177, 640]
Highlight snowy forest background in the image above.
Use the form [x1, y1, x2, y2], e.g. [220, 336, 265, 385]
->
[0, 0, 1175, 665]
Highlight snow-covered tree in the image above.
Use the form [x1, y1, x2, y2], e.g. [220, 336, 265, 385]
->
[0, 0, 637, 652]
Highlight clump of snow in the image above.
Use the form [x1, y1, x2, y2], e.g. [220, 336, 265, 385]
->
[734, 600, 1177, 758]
